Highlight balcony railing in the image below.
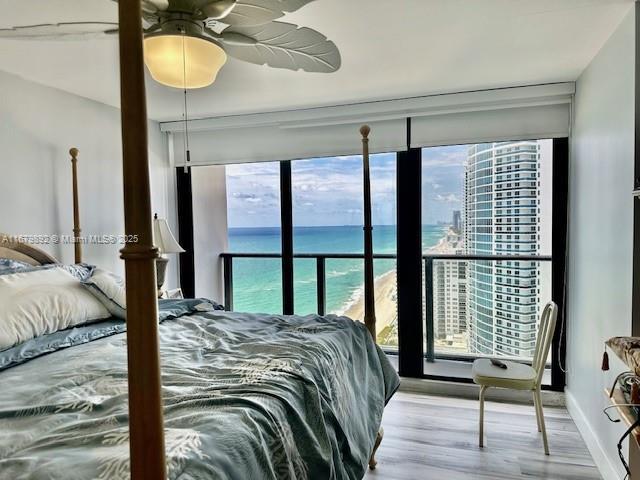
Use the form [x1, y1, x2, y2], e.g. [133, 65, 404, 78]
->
[219, 252, 552, 364]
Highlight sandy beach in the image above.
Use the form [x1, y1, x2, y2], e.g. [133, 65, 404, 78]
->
[340, 232, 456, 345]
[343, 270, 398, 345]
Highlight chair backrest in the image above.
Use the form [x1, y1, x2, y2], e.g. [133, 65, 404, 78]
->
[532, 301, 558, 386]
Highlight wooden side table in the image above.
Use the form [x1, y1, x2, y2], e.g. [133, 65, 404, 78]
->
[605, 387, 640, 478]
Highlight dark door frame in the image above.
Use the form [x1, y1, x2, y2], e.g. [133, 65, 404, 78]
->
[632, 5, 640, 337]
[396, 147, 424, 378]
[176, 167, 195, 299]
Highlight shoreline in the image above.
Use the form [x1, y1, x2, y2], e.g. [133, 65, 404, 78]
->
[336, 229, 453, 343]
[340, 269, 398, 343]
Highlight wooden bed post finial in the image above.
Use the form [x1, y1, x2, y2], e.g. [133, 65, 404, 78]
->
[69, 148, 82, 264]
[360, 124, 371, 140]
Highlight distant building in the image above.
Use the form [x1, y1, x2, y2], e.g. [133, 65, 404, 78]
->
[452, 210, 462, 233]
[432, 228, 467, 342]
[464, 141, 552, 358]
[434, 256, 467, 340]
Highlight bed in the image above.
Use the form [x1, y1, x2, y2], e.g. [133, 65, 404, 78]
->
[0, 163, 398, 479]
[0, 298, 398, 478]
[0, 5, 399, 476]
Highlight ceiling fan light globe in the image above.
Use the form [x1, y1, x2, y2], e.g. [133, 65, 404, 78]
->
[144, 34, 227, 89]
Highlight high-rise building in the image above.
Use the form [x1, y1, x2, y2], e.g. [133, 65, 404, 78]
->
[464, 141, 552, 358]
[434, 255, 467, 340]
[452, 210, 462, 233]
[433, 217, 467, 343]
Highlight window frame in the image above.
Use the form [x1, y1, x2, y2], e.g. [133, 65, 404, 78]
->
[179, 138, 569, 391]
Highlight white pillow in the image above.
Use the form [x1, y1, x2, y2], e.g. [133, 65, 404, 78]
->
[0, 267, 111, 351]
[82, 268, 126, 319]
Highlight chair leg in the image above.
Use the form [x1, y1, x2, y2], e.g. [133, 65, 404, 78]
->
[479, 385, 488, 448]
[534, 389, 549, 455]
[532, 390, 542, 432]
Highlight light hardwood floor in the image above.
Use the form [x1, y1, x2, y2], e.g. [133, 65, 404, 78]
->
[366, 392, 601, 480]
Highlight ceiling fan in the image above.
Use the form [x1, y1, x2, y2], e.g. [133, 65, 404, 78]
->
[0, 0, 342, 88]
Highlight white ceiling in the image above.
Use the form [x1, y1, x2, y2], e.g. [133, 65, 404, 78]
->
[0, 0, 634, 122]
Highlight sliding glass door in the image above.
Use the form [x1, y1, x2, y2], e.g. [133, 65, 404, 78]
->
[225, 161, 283, 313]
[213, 138, 567, 389]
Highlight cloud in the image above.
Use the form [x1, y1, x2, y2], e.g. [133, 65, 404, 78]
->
[231, 192, 266, 204]
[435, 193, 461, 203]
[422, 145, 468, 168]
[225, 154, 398, 227]
[232, 193, 256, 199]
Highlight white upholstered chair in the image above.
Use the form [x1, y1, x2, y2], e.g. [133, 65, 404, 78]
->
[472, 301, 558, 455]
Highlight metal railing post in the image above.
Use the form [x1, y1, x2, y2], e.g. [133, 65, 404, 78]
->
[425, 256, 435, 363]
[316, 257, 326, 316]
[223, 255, 233, 311]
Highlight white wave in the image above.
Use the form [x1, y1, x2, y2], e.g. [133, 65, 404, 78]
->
[332, 284, 365, 316]
[331, 268, 396, 316]
[326, 265, 362, 279]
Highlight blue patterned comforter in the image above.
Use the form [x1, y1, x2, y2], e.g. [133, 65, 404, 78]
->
[0, 300, 399, 479]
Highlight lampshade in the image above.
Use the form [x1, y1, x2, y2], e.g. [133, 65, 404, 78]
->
[153, 216, 185, 255]
[144, 34, 227, 89]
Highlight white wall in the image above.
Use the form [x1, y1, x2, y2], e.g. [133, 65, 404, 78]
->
[192, 165, 228, 303]
[0, 70, 177, 287]
[566, 5, 636, 479]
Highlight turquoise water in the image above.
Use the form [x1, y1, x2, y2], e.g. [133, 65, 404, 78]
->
[228, 225, 447, 315]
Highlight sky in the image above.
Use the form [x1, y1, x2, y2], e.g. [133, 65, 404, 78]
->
[226, 146, 468, 228]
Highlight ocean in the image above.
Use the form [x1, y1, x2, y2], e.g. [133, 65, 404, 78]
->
[228, 224, 447, 315]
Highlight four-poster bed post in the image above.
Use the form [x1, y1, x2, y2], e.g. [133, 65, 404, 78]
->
[360, 125, 376, 340]
[69, 148, 82, 263]
[361, 125, 384, 471]
[117, 1, 167, 478]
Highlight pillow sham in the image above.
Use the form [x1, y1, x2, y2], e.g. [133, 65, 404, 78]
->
[0, 266, 111, 351]
[82, 268, 126, 319]
[0, 258, 31, 276]
[60, 263, 95, 281]
[0, 260, 94, 280]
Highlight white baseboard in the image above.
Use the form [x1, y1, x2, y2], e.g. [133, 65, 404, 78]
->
[565, 389, 620, 480]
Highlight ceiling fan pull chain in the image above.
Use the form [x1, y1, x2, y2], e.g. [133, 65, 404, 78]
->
[182, 30, 191, 174]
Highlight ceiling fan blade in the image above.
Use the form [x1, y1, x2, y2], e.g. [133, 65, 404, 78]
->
[217, 22, 340, 73]
[0, 22, 119, 40]
[193, 0, 238, 19]
[144, 0, 170, 10]
[218, 0, 316, 27]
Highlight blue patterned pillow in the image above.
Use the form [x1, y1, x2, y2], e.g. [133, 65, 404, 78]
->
[0, 260, 94, 280]
[60, 263, 95, 281]
[0, 258, 31, 276]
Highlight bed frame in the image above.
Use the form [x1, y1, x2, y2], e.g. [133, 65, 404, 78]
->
[0, 235, 58, 265]
[0, 146, 82, 267]
[1, 3, 384, 476]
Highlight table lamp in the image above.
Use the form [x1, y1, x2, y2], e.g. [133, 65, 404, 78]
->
[153, 214, 185, 296]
